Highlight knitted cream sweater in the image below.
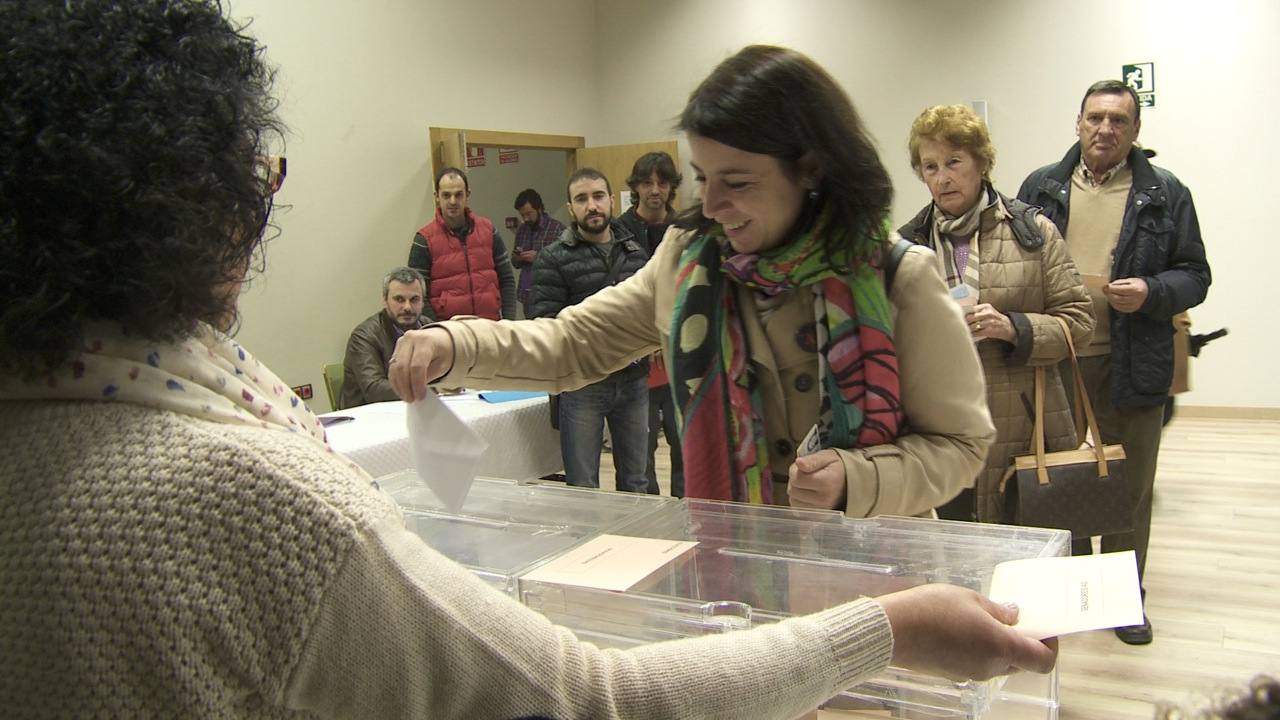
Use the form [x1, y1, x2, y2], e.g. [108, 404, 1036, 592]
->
[0, 399, 893, 718]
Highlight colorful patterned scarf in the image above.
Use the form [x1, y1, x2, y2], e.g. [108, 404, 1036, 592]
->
[668, 214, 904, 504]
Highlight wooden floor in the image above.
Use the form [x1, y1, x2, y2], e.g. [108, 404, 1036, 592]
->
[600, 416, 1280, 717]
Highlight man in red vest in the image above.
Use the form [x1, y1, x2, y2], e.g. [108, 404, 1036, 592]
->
[408, 167, 516, 321]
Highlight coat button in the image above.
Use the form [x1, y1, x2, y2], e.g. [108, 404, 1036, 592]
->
[795, 322, 818, 353]
[794, 373, 814, 392]
[775, 438, 793, 456]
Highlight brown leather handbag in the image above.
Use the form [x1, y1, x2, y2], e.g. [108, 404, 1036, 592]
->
[1001, 317, 1132, 539]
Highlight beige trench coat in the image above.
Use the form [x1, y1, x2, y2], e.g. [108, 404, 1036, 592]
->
[435, 228, 995, 518]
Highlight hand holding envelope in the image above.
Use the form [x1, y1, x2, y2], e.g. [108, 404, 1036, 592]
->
[389, 327, 455, 402]
[988, 551, 1145, 639]
[404, 389, 487, 511]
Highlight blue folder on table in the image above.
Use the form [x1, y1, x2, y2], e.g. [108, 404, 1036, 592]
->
[478, 391, 547, 404]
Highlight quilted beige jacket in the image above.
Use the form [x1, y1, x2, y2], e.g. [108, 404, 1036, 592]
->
[435, 227, 995, 518]
[901, 197, 1094, 521]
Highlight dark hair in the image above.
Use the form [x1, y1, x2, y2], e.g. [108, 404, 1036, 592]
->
[434, 166, 469, 192]
[382, 267, 425, 298]
[675, 45, 892, 267]
[514, 188, 544, 211]
[626, 151, 682, 205]
[566, 167, 611, 200]
[0, 0, 281, 378]
[1080, 79, 1142, 124]
[1156, 675, 1280, 720]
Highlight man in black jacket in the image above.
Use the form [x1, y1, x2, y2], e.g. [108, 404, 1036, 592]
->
[529, 168, 651, 493]
[1018, 80, 1211, 645]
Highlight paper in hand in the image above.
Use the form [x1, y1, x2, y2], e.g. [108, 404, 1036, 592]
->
[950, 284, 978, 307]
[988, 551, 1144, 639]
[1081, 273, 1109, 290]
[797, 424, 822, 457]
[405, 390, 488, 512]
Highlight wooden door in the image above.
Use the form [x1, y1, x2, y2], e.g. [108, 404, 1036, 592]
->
[428, 127, 467, 181]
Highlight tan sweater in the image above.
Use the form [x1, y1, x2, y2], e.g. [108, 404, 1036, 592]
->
[437, 229, 995, 518]
[0, 398, 893, 718]
[1067, 163, 1132, 355]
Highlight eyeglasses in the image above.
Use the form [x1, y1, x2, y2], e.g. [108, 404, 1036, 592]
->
[253, 155, 286, 237]
[254, 155, 287, 196]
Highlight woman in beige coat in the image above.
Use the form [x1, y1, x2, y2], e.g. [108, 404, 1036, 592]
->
[900, 104, 1094, 523]
[393, 47, 995, 521]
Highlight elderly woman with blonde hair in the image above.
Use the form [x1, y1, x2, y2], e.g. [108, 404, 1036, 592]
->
[899, 104, 1094, 523]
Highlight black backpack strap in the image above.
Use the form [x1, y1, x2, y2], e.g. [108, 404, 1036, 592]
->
[883, 237, 912, 297]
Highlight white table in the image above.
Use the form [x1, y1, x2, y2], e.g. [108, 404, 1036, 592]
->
[321, 393, 562, 480]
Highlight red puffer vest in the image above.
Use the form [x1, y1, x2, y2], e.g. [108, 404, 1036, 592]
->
[417, 208, 502, 320]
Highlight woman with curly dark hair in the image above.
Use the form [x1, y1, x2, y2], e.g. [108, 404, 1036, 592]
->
[0, 7, 1055, 717]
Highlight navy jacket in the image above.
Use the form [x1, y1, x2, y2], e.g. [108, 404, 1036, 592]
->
[1017, 144, 1210, 408]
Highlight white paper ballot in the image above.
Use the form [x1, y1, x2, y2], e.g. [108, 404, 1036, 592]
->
[521, 534, 699, 592]
[404, 391, 488, 512]
[988, 551, 1144, 639]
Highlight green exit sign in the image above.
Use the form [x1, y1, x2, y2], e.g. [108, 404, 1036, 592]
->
[1123, 62, 1155, 109]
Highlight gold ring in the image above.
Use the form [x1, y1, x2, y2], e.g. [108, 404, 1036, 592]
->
[975, 321, 983, 330]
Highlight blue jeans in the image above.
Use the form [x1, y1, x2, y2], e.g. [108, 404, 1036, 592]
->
[558, 369, 651, 493]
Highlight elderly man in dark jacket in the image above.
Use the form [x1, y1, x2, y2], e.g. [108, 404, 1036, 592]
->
[529, 168, 650, 493]
[341, 267, 434, 409]
[1018, 80, 1211, 646]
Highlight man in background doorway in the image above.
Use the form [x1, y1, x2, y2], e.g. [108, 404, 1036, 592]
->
[1018, 80, 1211, 646]
[616, 151, 681, 255]
[408, 166, 517, 321]
[528, 168, 651, 493]
[510, 188, 566, 318]
[617, 151, 685, 497]
[342, 267, 433, 409]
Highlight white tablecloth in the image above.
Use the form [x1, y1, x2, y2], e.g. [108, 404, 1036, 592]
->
[321, 394, 561, 480]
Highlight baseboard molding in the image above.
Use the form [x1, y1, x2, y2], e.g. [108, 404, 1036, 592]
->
[1177, 405, 1280, 421]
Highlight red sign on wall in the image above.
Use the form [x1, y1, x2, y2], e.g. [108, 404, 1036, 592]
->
[466, 146, 486, 168]
[498, 147, 520, 164]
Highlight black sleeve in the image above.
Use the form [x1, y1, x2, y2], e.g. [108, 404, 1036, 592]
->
[408, 233, 431, 287]
[527, 246, 569, 319]
[491, 229, 517, 319]
[1139, 182, 1211, 319]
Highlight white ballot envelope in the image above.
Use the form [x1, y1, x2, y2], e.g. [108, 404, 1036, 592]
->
[521, 534, 699, 592]
[950, 284, 978, 307]
[404, 391, 488, 512]
[1081, 273, 1109, 290]
[988, 551, 1144, 639]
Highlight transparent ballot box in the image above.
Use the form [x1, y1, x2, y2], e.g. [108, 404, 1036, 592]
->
[520, 499, 1071, 720]
[377, 470, 676, 595]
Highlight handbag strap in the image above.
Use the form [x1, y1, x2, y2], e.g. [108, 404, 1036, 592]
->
[1027, 317, 1110, 484]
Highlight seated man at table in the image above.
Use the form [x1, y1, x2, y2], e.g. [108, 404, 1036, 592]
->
[341, 267, 433, 409]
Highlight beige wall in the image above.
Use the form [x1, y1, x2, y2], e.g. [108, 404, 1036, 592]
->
[230, 0, 1274, 411]
[593, 0, 1276, 410]
[230, 1, 596, 411]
